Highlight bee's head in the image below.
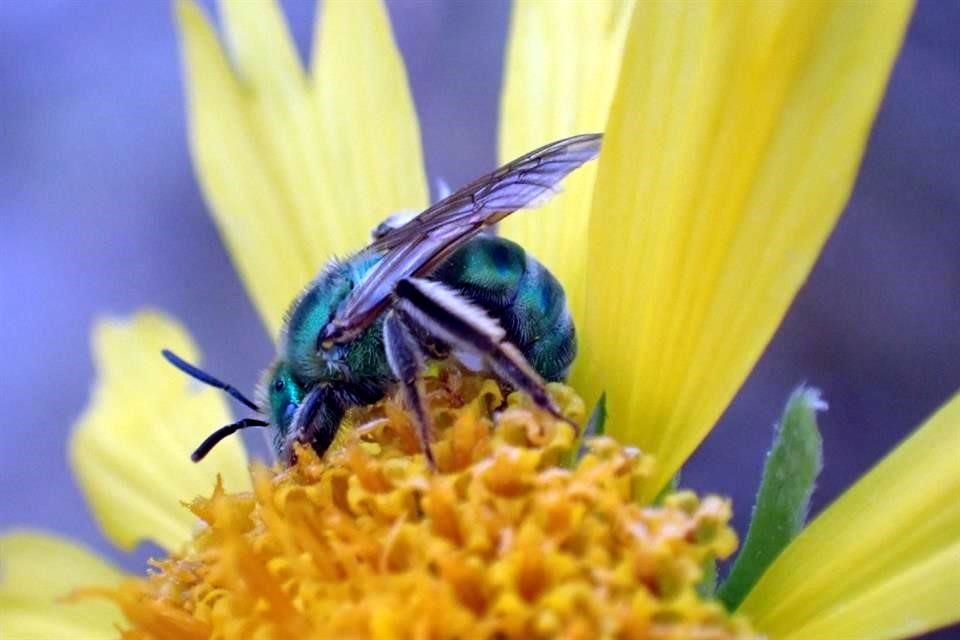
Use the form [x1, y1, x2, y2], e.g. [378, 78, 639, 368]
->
[258, 360, 306, 454]
[259, 362, 360, 463]
[161, 350, 375, 465]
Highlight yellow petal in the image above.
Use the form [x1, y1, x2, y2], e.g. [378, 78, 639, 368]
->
[311, 0, 428, 233]
[498, 0, 633, 328]
[70, 311, 250, 552]
[176, 0, 426, 336]
[579, 0, 913, 498]
[0, 531, 124, 639]
[740, 393, 960, 640]
[175, 0, 315, 335]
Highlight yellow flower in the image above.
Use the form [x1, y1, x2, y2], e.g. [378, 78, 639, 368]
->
[3, 1, 958, 639]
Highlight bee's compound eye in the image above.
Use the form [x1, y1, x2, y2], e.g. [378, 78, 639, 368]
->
[274, 378, 285, 392]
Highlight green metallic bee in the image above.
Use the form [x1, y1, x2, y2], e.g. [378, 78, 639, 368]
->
[164, 134, 601, 466]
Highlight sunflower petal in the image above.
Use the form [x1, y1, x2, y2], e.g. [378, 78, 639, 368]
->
[740, 392, 960, 640]
[579, 0, 913, 497]
[0, 531, 124, 639]
[498, 0, 633, 328]
[70, 311, 250, 552]
[176, 0, 426, 336]
[176, 0, 315, 335]
[311, 0, 428, 233]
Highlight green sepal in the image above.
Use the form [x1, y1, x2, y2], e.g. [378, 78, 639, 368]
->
[718, 386, 825, 611]
[573, 393, 607, 463]
[698, 555, 717, 599]
[653, 471, 681, 505]
[584, 392, 607, 438]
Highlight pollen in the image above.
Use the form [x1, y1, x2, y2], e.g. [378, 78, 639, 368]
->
[93, 367, 757, 639]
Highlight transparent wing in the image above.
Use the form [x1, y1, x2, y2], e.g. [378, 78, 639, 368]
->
[321, 133, 602, 345]
[370, 133, 602, 252]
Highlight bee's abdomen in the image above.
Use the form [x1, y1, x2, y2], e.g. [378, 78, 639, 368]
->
[506, 255, 576, 381]
[433, 236, 576, 382]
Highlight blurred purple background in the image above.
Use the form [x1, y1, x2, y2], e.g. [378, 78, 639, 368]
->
[1, 1, 958, 632]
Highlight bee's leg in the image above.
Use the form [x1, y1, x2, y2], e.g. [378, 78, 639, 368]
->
[382, 309, 437, 468]
[392, 278, 577, 433]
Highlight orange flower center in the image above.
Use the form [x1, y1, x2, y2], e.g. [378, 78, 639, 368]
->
[89, 367, 758, 639]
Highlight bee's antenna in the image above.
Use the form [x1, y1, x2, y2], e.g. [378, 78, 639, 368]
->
[162, 349, 260, 412]
[191, 418, 269, 462]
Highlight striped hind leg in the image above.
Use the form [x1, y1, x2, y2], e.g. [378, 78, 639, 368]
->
[390, 277, 577, 431]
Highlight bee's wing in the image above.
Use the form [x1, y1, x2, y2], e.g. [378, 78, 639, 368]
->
[322, 133, 602, 345]
[370, 133, 603, 252]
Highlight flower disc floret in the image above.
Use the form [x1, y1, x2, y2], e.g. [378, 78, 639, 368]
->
[94, 369, 756, 640]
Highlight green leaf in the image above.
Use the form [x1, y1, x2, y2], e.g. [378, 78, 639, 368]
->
[718, 386, 825, 610]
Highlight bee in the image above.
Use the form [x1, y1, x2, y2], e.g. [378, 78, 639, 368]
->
[164, 134, 601, 466]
